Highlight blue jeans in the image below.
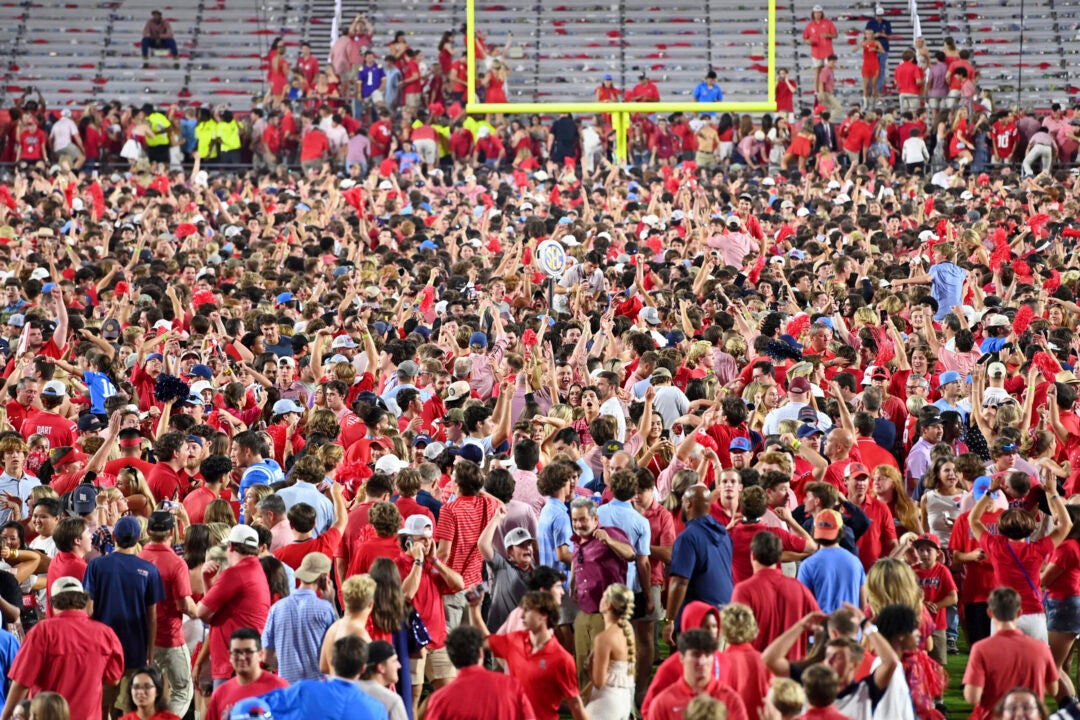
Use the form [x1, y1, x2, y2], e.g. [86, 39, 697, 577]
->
[142, 37, 178, 58]
[946, 604, 959, 642]
[876, 52, 888, 93]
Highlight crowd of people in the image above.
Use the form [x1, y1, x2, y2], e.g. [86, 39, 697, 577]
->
[0, 7, 1078, 720]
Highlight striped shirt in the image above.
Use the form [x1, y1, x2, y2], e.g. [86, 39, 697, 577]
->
[434, 494, 499, 587]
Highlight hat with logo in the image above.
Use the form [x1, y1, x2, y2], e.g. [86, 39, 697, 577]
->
[375, 454, 409, 475]
[51, 576, 85, 598]
[113, 516, 143, 547]
[272, 398, 305, 415]
[844, 462, 871, 479]
[729, 437, 752, 453]
[814, 509, 843, 540]
[71, 483, 99, 514]
[987, 362, 1007, 379]
[504, 527, 534, 547]
[797, 423, 825, 439]
[331, 334, 358, 349]
[445, 382, 471, 403]
[913, 532, 942, 551]
[602, 439, 625, 457]
[77, 414, 107, 433]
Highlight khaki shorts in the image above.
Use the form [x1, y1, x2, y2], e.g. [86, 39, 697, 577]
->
[410, 646, 457, 685]
[811, 56, 825, 68]
[632, 584, 663, 623]
[55, 144, 82, 161]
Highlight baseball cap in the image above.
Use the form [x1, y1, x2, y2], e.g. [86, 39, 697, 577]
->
[113, 516, 142, 547]
[650, 367, 672, 383]
[295, 552, 333, 583]
[797, 423, 825, 439]
[6, 314, 23, 328]
[331, 334, 359, 349]
[272, 398, 305, 415]
[987, 362, 1007, 379]
[450, 444, 484, 465]
[939, 370, 961, 386]
[71, 483, 99, 514]
[102, 318, 121, 340]
[370, 435, 394, 450]
[399, 514, 434, 537]
[366, 640, 397, 668]
[844, 462, 871, 480]
[504, 527, 534, 547]
[227, 524, 259, 549]
[972, 475, 996, 500]
[423, 442, 446, 460]
[985, 314, 1009, 328]
[77, 414, 106, 433]
[397, 360, 420, 377]
[871, 366, 891, 381]
[788, 377, 811, 394]
[445, 382, 471, 403]
[814, 509, 843, 540]
[186, 364, 213, 380]
[374, 454, 409, 475]
[797, 406, 819, 423]
[147, 510, 175, 532]
[412, 434, 433, 447]
[41, 380, 67, 397]
[50, 576, 85, 598]
[602, 439, 625, 458]
[469, 331, 488, 348]
[729, 437, 752, 453]
[229, 698, 272, 720]
[442, 408, 466, 424]
[913, 532, 941, 551]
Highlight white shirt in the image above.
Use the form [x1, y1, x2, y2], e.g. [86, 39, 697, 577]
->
[761, 402, 833, 436]
[902, 137, 929, 164]
[49, 118, 80, 151]
[599, 396, 627, 442]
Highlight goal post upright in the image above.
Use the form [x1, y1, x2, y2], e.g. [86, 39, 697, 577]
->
[465, 0, 778, 164]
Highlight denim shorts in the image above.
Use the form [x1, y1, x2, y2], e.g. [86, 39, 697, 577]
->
[1045, 596, 1080, 634]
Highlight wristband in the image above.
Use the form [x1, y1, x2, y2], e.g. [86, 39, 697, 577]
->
[862, 624, 879, 637]
[413, 559, 423, 567]
[792, 440, 801, 451]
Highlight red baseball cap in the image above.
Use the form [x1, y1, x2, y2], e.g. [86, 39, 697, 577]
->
[844, 462, 871, 479]
[914, 533, 942, 551]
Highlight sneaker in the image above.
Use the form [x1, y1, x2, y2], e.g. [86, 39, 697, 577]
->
[947, 638, 960, 654]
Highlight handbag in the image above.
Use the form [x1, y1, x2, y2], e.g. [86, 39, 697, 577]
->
[406, 607, 431, 655]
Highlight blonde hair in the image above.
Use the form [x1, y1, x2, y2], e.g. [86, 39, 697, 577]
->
[687, 341, 712, 367]
[872, 465, 921, 534]
[118, 466, 154, 504]
[769, 678, 807, 718]
[720, 603, 759, 646]
[865, 557, 924, 616]
[206, 522, 232, 548]
[30, 485, 59, 503]
[685, 696, 728, 720]
[29, 691, 70, 720]
[602, 583, 636, 674]
[342, 574, 377, 612]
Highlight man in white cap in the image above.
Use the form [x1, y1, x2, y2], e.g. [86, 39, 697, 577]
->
[2, 576, 124, 720]
[479, 509, 536, 633]
[803, 4, 838, 90]
[262, 552, 338, 683]
[194, 525, 271, 690]
[49, 108, 85, 170]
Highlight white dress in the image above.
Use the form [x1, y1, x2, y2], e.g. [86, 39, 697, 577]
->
[585, 660, 634, 720]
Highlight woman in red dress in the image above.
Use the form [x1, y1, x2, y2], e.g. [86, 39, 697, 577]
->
[266, 37, 289, 100]
[860, 29, 884, 109]
[947, 106, 974, 166]
[484, 60, 509, 104]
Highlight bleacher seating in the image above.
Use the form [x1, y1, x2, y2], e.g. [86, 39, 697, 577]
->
[0, 0, 1077, 111]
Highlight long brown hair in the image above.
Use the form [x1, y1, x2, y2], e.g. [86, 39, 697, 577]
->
[370, 557, 410, 633]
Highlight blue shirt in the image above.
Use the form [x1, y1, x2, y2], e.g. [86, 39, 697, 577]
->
[260, 676, 388, 720]
[797, 545, 866, 614]
[538, 497, 573, 592]
[276, 481, 335, 537]
[0, 472, 39, 525]
[262, 588, 338, 684]
[693, 81, 724, 103]
[597, 498, 651, 592]
[180, 117, 197, 154]
[668, 515, 733, 616]
[928, 262, 967, 321]
[358, 64, 386, 99]
[82, 370, 117, 416]
[83, 552, 165, 668]
[0, 628, 18, 704]
[865, 18, 892, 51]
[416, 489, 442, 523]
[384, 67, 402, 107]
[575, 458, 595, 489]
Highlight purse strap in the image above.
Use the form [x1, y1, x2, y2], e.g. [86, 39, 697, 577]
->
[1004, 540, 1046, 605]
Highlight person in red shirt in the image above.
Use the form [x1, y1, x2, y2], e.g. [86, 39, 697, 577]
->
[5, 377, 38, 435]
[894, 49, 924, 113]
[845, 462, 898, 570]
[912, 533, 958, 666]
[775, 67, 796, 115]
[299, 123, 330, 173]
[273, 482, 347, 571]
[44, 516, 91, 618]
[19, 380, 75, 447]
[394, 468, 435, 530]
[402, 49, 423, 109]
[625, 73, 660, 103]
[727, 486, 814, 585]
[2, 576, 124, 720]
[146, 433, 192, 503]
[262, 112, 283, 167]
[647, 628, 749, 720]
[336, 473, 393, 580]
[183, 455, 232, 525]
[719, 603, 772, 720]
[990, 109, 1020, 163]
[139, 510, 197, 718]
[468, 589, 587, 720]
[15, 116, 47, 164]
[731, 532, 820, 659]
[295, 42, 319, 87]
[204, 628, 288, 720]
[194, 524, 271, 686]
[424, 625, 535, 720]
[841, 109, 873, 166]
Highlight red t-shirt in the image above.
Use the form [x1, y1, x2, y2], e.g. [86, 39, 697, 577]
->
[732, 567, 820, 660]
[963, 629, 1058, 720]
[104, 457, 155, 479]
[18, 128, 47, 161]
[949, 510, 1002, 605]
[434, 494, 500, 587]
[201, 555, 270, 679]
[403, 60, 422, 94]
[914, 561, 958, 629]
[146, 462, 186, 503]
[488, 630, 579, 720]
[394, 496, 434, 529]
[129, 362, 161, 412]
[338, 500, 376, 574]
[45, 551, 86, 617]
[980, 533, 1053, 615]
[20, 410, 76, 448]
[4, 400, 31, 437]
[728, 522, 807, 585]
[273, 527, 342, 572]
[369, 120, 393, 157]
[650, 677, 749, 720]
[139, 542, 192, 648]
[1046, 538, 1080, 601]
[348, 534, 404, 578]
[394, 554, 453, 648]
[299, 129, 329, 162]
[205, 672, 288, 720]
[895, 60, 924, 94]
[854, 496, 897, 570]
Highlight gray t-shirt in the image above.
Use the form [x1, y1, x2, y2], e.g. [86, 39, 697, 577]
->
[485, 553, 532, 633]
[356, 679, 408, 720]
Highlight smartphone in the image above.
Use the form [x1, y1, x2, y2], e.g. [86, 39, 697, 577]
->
[660, 429, 671, 440]
[879, 309, 888, 324]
